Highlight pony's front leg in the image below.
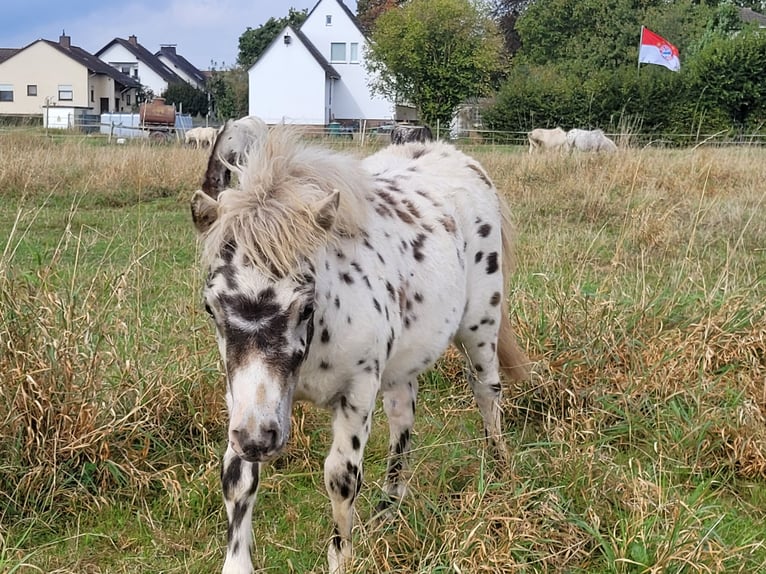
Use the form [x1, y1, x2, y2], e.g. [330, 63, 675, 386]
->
[325, 392, 375, 573]
[221, 444, 260, 574]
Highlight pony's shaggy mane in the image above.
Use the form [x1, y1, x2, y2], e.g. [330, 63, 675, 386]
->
[200, 127, 370, 277]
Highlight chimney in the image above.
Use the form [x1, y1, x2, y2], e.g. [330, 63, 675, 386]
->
[59, 31, 71, 49]
[160, 44, 177, 56]
[128, 35, 138, 46]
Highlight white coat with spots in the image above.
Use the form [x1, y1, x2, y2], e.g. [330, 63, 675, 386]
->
[190, 127, 530, 574]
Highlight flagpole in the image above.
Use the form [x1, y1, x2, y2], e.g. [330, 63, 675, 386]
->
[637, 25, 644, 76]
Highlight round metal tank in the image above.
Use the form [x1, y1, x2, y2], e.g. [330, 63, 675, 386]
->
[139, 97, 175, 126]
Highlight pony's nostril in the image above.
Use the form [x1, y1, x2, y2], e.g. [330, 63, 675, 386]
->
[260, 422, 279, 450]
[230, 427, 248, 450]
[266, 428, 278, 450]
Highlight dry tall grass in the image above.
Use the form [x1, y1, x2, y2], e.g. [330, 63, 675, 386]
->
[0, 130, 764, 573]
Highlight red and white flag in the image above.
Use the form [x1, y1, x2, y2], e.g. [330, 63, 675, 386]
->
[638, 26, 680, 72]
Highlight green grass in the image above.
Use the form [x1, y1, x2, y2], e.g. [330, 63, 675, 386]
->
[1, 132, 765, 572]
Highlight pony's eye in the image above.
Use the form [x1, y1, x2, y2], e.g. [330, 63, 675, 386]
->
[298, 303, 314, 323]
[204, 303, 214, 317]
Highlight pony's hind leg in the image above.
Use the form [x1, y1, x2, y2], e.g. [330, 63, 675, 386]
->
[455, 310, 510, 463]
[221, 444, 260, 574]
[377, 377, 418, 513]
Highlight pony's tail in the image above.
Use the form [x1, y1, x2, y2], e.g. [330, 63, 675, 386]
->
[498, 194, 531, 381]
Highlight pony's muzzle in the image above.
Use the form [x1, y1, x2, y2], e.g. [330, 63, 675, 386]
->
[230, 421, 283, 462]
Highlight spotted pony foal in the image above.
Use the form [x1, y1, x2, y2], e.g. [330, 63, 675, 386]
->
[190, 126, 529, 574]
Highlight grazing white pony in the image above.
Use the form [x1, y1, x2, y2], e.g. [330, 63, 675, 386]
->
[565, 128, 618, 152]
[186, 126, 218, 149]
[527, 127, 568, 153]
[190, 127, 530, 573]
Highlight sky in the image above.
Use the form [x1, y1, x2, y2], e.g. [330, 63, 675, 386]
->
[0, 0, 357, 70]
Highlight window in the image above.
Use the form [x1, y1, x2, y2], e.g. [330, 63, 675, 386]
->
[27, 84, 37, 96]
[90, 89, 94, 102]
[349, 43, 359, 63]
[58, 84, 73, 101]
[326, 15, 332, 25]
[0, 84, 13, 102]
[125, 94, 131, 106]
[121, 66, 130, 74]
[330, 42, 346, 63]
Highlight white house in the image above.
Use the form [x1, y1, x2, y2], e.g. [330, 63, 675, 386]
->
[96, 35, 186, 98]
[0, 34, 139, 123]
[156, 45, 207, 91]
[248, 0, 395, 126]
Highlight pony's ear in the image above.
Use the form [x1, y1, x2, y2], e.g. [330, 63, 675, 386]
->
[190, 189, 219, 234]
[313, 190, 340, 231]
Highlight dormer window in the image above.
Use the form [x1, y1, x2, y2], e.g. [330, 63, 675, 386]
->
[326, 15, 332, 26]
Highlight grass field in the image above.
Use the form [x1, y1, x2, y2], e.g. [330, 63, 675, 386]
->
[1, 130, 765, 573]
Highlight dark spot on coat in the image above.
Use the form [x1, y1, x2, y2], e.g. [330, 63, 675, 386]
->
[486, 252, 499, 274]
[411, 233, 427, 262]
[340, 272, 354, 284]
[440, 215, 457, 233]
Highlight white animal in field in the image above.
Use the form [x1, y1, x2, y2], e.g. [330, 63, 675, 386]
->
[527, 127, 567, 153]
[185, 127, 203, 148]
[565, 128, 618, 152]
[186, 126, 219, 149]
[197, 126, 218, 148]
[201, 115, 269, 198]
[190, 126, 530, 574]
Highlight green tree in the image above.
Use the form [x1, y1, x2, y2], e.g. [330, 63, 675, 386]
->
[516, 0, 649, 71]
[356, 0, 406, 34]
[366, 0, 505, 129]
[162, 82, 209, 117]
[237, 8, 308, 70]
[686, 28, 766, 129]
[490, 0, 532, 58]
[207, 64, 249, 121]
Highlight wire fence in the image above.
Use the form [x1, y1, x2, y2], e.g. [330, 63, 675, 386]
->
[2, 117, 765, 150]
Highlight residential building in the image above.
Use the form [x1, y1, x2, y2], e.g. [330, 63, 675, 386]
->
[96, 35, 186, 98]
[0, 49, 19, 65]
[739, 7, 766, 28]
[0, 34, 139, 122]
[248, 0, 396, 126]
[156, 45, 207, 91]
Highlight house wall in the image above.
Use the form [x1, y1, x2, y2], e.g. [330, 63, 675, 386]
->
[99, 44, 167, 97]
[300, 0, 395, 121]
[0, 42, 88, 115]
[248, 33, 328, 124]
